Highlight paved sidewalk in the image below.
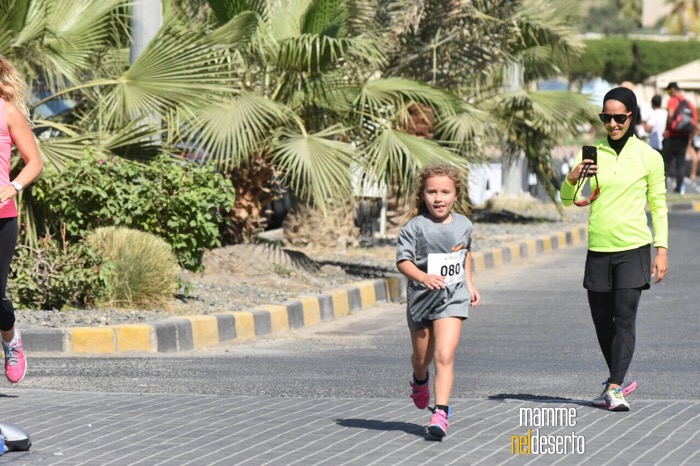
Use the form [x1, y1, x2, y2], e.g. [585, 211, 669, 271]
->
[1, 389, 698, 465]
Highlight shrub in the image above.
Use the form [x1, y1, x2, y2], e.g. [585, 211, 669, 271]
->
[569, 39, 700, 84]
[33, 154, 236, 272]
[87, 227, 179, 309]
[9, 235, 110, 310]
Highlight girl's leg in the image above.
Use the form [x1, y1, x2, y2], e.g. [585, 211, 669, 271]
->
[432, 317, 463, 406]
[587, 290, 616, 374]
[410, 327, 433, 381]
[608, 288, 642, 386]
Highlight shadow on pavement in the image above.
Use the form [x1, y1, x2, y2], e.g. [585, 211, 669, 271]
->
[336, 418, 426, 437]
[489, 393, 592, 407]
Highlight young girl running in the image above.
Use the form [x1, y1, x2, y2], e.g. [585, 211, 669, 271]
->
[396, 164, 480, 439]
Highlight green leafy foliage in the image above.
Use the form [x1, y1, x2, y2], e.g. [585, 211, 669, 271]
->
[9, 236, 111, 311]
[33, 154, 236, 272]
[581, 5, 639, 34]
[569, 39, 700, 84]
[87, 227, 180, 309]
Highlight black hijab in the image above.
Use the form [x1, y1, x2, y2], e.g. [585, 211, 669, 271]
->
[602, 87, 638, 155]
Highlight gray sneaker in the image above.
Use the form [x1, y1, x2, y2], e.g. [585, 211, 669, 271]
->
[604, 388, 630, 412]
[591, 380, 636, 408]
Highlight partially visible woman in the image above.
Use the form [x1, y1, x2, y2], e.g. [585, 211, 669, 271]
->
[560, 87, 668, 412]
[0, 55, 43, 384]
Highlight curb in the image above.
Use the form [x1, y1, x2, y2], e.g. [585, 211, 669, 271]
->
[22, 224, 588, 355]
[667, 201, 700, 212]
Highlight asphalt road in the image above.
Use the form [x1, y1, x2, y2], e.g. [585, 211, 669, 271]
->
[14, 211, 699, 402]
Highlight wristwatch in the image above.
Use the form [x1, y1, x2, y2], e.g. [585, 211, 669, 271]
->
[10, 181, 23, 192]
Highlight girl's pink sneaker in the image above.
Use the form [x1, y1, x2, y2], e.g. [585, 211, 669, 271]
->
[409, 372, 430, 409]
[427, 408, 449, 439]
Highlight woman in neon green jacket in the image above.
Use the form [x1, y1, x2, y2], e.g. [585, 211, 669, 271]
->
[561, 87, 668, 412]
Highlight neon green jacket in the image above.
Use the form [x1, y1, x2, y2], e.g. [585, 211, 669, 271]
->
[560, 136, 668, 252]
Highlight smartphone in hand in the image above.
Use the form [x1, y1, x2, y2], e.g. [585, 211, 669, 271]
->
[582, 145, 597, 165]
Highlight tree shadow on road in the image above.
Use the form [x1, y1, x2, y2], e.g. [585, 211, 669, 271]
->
[335, 418, 426, 438]
[489, 394, 592, 407]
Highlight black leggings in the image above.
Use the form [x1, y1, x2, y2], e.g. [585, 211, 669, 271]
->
[0, 217, 18, 332]
[587, 288, 642, 386]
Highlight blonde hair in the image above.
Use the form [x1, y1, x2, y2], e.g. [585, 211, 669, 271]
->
[0, 55, 30, 120]
[403, 163, 471, 222]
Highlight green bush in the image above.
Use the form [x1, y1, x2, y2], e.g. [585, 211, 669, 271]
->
[33, 154, 236, 272]
[569, 39, 700, 84]
[9, 236, 111, 310]
[87, 227, 179, 309]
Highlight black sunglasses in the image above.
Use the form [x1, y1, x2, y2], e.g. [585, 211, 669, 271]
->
[598, 112, 631, 124]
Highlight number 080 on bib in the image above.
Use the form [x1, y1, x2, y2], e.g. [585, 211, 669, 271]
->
[427, 251, 466, 285]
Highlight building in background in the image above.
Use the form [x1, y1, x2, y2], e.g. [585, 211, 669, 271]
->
[642, 0, 673, 29]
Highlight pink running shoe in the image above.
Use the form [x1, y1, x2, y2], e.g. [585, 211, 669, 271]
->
[4, 329, 27, 384]
[427, 408, 449, 439]
[622, 380, 637, 396]
[410, 372, 430, 409]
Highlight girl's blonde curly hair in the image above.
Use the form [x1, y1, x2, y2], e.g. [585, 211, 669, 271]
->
[403, 163, 471, 223]
[0, 55, 30, 120]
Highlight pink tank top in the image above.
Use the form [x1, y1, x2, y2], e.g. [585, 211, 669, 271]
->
[0, 99, 17, 218]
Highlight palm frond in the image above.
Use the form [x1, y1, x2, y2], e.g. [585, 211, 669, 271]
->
[269, 126, 356, 210]
[36, 135, 92, 171]
[362, 128, 465, 198]
[0, 0, 31, 51]
[277, 34, 352, 74]
[207, 0, 269, 25]
[207, 10, 260, 48]
[13, 0, 47, 48]
[514, 0, 584, 57]
[185, 93, 291, 172]
[435, 103, 498, 160]
[43, 0, 129, 77]
[357, 77, 460, 118]
[17, 0, 129, 90]
[100, 18, 236, 128]
[300, 0, 348, 36]
[99, 119, 164, 160]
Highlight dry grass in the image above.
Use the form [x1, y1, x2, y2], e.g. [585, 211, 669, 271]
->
[87, 227, 180, 309]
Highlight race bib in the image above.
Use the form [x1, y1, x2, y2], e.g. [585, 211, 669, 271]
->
[427, 251, 465, 285]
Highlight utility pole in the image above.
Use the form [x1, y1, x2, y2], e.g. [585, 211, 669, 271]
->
[500, 63, 525, 196]
[129, 0, 164, 134]
[130, 0, 164, 64]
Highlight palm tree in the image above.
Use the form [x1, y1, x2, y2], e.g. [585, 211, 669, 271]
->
[182, 0, 473, 240]
[15, 0, 596, 248]
[10, 0, 472, 244]
[379, 0, 598, 202]
[663, 0, 700, 34]
[6, 0, 269, 243]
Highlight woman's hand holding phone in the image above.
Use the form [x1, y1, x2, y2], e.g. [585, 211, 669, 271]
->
[581, 145, 597, 177]
[566, 146, 598, 183]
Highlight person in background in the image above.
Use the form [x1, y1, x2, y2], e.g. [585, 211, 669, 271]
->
[560, 87, 668, 412]
[663, 82, 697, 194]
[0, 55, 43, 384]
[644, 95, 667, 155]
